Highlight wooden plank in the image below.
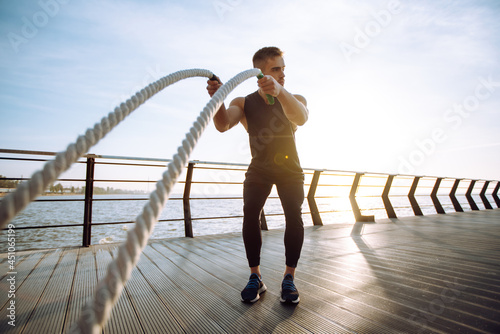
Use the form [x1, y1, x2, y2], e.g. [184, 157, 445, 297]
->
[146, 243, 268, 334]
[160, 239, 317, 333]
[181, 233, 416, 333]
[0, 249, 60, 334]
[137, 245, 226, 333]
[166, 236, 363, 333]
[0, 251, 44, 310]
[0, 253, 29, 282]
[151, 241, 308, 334]
[0, 209, 498, 333]
[295, 240, 499, 333]
[22, 249, 77, 334]
[317, 228, 497, 332]
[123, 251, 185, 334]
[63, 247, 96, 334]
[298, 213, 500, 333]
[195, 215, 500, 333]
[97, 246, 143, 334]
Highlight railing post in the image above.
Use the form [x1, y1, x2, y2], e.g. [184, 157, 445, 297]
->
[349, 173, 375, 223]
[408, 176, 423, 216]
[307, 170, 323, 226]
[450, 179, 464, 212]
[183, 162, 194, 238]
[382, 175, 397, 218]
[466, 180, 479, 211]
[260, 210, 268, 231]
[431, 178, 445, 214]
[493, 181, 500, 208]
[82, 155, 95, 247]
[480, 181, 493, 210]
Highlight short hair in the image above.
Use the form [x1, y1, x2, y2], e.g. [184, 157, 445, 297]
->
[252, 46, 284, 68]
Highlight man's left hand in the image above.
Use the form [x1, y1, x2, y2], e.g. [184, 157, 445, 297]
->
[257, 75, 282, 97]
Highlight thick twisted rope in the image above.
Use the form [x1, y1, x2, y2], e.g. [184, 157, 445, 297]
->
[0, 69, 215, 230]
[69, 68, 261, 334]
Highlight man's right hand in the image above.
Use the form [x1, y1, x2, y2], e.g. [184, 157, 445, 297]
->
[207, 76, 222, 97]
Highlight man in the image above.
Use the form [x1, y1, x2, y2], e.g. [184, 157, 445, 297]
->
[207, 47, 308, 304]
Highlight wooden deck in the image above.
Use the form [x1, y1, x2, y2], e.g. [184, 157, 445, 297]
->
[1, 209, 500, 333]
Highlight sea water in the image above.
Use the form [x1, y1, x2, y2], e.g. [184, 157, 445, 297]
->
[0, 193, 485, 252]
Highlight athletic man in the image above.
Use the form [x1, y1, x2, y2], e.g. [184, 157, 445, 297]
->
[207, 47, 308, 303]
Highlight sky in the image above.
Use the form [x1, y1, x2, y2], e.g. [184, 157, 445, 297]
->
[1, 0, 500, 183]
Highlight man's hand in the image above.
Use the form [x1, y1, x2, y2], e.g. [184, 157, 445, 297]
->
[257, 75, 282, 98]
[207, 76, 222, 97]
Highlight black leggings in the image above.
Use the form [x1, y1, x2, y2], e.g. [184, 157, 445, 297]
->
[242, 179, 304, 268]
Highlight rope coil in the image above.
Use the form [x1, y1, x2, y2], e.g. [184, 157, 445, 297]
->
[0, 67, 260, 333]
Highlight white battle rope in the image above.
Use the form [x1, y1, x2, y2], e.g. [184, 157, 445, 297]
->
[65, 68, 260, 334]
[0, 67, 260, 332]
[0, 68, 217, 230]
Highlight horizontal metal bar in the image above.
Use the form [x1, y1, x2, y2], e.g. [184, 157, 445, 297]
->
[317, 184, 352, 187]
[35, 198, 85, 202]
[2, 223, 83, 230]
[190, 197, 242, 200]
[0, 177, 86, 183]
[88, 218, 184, 226]
[94, 161, 169, 168]
[91, 179, 178, 183]
[2, 148, 498, 182]
[86, 154, 172, 163]
[92, 197, 182, 201]
[192, 166, 247, 172]
[0, 148, 58, 156]
[2, 148, 500, 248]
[189, 181, 244, 185]
[30, 197, 185, 202]
[0, 157, 52, 162]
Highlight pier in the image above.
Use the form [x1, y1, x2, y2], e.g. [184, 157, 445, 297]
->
[1, 208, 500, 333]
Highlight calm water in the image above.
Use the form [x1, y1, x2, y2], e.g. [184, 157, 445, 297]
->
[1, 193, 486, 252]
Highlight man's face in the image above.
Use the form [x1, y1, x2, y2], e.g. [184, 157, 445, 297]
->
[261, 56, 285, 87]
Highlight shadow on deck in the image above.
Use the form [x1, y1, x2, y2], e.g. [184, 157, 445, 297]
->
[1, 209, 500, 333]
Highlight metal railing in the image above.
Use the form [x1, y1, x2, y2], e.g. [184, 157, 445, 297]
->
[1, 148, 499, 248]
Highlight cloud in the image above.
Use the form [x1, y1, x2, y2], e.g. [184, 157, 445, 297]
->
[1, 0, 499, 180]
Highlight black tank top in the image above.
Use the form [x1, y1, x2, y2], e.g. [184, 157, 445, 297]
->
[244, 91, 303, 181]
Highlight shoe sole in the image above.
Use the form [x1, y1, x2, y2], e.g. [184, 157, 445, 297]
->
[279, 296, 300, 303]
[242, 284, 267, 303]
[280, 289, 300, 303]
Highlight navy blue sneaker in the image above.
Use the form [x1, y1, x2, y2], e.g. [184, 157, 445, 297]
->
[280, 274, 300, 303]
[241, 273, 267, 303]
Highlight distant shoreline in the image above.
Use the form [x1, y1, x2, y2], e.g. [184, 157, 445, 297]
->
[0, 192, 147, 198]
[0, 192, 82, 198]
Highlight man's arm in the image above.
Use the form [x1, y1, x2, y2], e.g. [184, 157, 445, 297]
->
[258, 76, 308, 126]
[212, 97, 245, 132]
[207, 78, 245, 132]
[279, 92, 308, 126]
